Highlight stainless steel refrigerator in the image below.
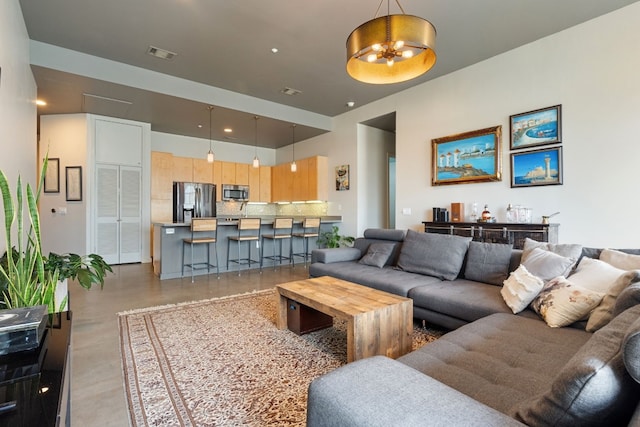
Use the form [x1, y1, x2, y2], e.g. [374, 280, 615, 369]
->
[173, 182, 216, 223]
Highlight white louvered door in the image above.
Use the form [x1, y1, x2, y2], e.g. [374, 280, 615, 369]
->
[96, 164, 142, 264]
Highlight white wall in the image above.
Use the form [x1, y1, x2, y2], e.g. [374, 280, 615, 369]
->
[290, 3, 640, 248]
[0, 0, 38, 254]
[39, 115, 88, 255]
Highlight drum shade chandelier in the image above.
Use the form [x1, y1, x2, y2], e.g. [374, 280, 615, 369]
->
[346, 0, 436, 84]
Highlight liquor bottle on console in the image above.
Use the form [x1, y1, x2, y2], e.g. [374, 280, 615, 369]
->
[481, 204, 492, 221]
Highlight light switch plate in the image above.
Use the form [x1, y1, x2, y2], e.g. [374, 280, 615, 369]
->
[402, 208, 411, 215]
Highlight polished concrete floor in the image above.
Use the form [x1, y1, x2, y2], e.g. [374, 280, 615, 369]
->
[69, 261, 310, 426]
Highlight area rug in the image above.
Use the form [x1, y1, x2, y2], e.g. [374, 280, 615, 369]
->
[118, 289, 444, 426]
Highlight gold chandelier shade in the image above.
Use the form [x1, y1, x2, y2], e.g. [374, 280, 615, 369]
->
[346, 14, 436, 84]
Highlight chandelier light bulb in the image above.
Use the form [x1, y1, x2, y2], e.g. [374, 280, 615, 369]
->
[387, 58, 394, 67]
[394, 40, 404, 50]
[367, 54, 378, 63]
[372, 43, 382, 51]
[402, 50, 413, 58]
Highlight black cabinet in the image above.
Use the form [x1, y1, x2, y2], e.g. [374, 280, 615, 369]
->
[422, 222, 558, 249]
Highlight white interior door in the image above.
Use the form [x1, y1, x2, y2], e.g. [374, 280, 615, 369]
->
[96, 164, 141, 264]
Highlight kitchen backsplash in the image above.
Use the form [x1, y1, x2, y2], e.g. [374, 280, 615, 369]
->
[216, 202, 328, 217]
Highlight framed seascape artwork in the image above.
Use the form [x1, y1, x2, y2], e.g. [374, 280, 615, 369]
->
[510, 105, 562, 150]
[510, 147, 563, 188]
[431, 126, 502, 186]
[336, 165, 349, 191]
[65, 166, 83, 201]
[44, 158, 60, 193]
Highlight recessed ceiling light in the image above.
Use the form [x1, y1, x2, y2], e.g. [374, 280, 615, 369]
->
[147, 45, 177, 60]
[36, 99, 47, 106]
[281, 87, 302, 96]
[346, 101, 355, 108]
[197, 124, 203, 128]
[224, 128, 233, 133]
[271, 48, 279, 54]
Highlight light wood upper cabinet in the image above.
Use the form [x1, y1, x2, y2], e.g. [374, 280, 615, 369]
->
[172, 156, 193, 182]
[259, 166, 271, 202]
[270, 156, 327, 202]
[151, 151, 173, 200]
[212, 161, 223, 201]
[221, 161, 236, 184]
[235, 163, 249, 185]
[292, 158, 309, 201]
[248, 166, 260, 202]
[193, 159, 213, 183]
[308, 155, 328, 201]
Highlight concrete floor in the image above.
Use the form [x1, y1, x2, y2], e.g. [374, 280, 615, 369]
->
[69, 262, 310, 426]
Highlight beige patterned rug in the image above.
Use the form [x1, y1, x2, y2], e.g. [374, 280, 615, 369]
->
[118, 289, 444, 426]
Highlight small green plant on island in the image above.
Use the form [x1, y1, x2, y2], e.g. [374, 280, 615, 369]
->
[317, 225, 355, 249]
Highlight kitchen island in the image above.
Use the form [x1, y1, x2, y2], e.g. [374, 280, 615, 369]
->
[152, 216, 342, 279]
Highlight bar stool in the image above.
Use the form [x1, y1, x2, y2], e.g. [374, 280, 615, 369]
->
[226, 217, 261, 275]
[292, 217, 321, 267]
[260, 217, 294, 270]
[181, 218, 219, 283]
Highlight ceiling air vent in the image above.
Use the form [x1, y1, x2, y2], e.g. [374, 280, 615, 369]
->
[281, 87, 302, 96]
[147, 46, 177, 60]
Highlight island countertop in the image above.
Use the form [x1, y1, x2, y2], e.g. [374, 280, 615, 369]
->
[152, 216, 342, 279]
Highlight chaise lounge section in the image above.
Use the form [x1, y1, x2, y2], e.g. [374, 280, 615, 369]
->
[307, 228, 640, 426]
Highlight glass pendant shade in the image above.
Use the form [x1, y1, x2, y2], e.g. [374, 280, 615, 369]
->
[346, 14, 436, 84]
[206, 106, 215, 163]
[253, 116, 260, 168]
[290, 123, 297, 173]
[253, 156, 260, 168]
[290, 161, 297, 172]
[207, 150, 214, 163]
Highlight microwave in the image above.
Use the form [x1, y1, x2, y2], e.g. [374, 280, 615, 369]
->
[222, 184, 249, 202]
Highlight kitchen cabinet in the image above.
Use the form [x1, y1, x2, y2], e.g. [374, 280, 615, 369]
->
[193, 158, 213, 183]
[249, 165, 272, 202]
[151, 151, 173, 200]
[236, 163, 249, 185]
[172, 156, 193, 182]
[271, 156, 327, 202]
[213, 161, 223, 201]
[221, 161, 236, 184]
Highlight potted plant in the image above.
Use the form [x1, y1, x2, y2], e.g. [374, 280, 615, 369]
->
[317, 225, 355, 248]
[0, 157, 111, 313]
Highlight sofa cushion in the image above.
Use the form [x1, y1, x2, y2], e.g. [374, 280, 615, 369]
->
[501, 264, 544, 314]
[358, 243, 395, 268]
[309, 261, 442, 297]
[568, 257, 625, 293]
[397, 230, 471, 280]
[409, 279, 512, 323]
[586, 270, 640, 332]
[362, 228, 405, 241]
[521, 238, 582, 264]
[521, 247, 575, 282]
[600, 248, 640, 270]
[513, 304, 640, 427]
[531, 276, 604, 328]
[614, 282, 640, 317]
[624, 315, 640, 383]
[399, 313, 591, 415]
[463, 241, 513, 285]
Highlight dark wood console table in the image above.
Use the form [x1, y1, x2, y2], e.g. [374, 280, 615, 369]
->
[0, 311, 71, 427]
[422, 222, 558, 249]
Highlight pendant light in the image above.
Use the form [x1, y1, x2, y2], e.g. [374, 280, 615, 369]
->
[206, 106, 215, 163]
[346, 0, 436, 84]
[290, 124, 297, 172]
[252, 116, 260, 168]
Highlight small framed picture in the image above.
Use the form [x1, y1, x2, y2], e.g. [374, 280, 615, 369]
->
[510, 105, 561, 150]
[431, 126, 502, 186]
[336, 165, 349, 191]
[44, 158, 60, 193]
[511, 147, 563, 188]
[65, 166, 83, 201]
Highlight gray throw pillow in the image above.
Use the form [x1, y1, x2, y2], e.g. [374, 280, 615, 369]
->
[358, 243, 395, 268]
[521, 247, 576, 282]
[521, 237, 583, 264]
[513, 304, 640, 426]
[613, 282, 640, 318]
[396, 230, 471, 280]
[463, 241, 513, 285]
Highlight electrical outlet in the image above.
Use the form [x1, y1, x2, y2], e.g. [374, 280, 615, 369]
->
[58, 207, 67, 215]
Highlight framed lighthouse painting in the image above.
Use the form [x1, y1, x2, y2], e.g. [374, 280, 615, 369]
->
[510, 147, 563, 188]
[431, 126, 502, 186]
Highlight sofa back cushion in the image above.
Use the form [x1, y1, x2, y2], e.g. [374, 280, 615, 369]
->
[396, 230, 471, 280]
[463, 241, 513, 285]
[624, 315, 640, 384]
[362, 228, 405, 241]
[354, 229, 405, 267]
[513, 304, 640, 426]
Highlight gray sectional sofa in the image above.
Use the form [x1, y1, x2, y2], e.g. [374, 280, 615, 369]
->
[306, 228, 640, 426]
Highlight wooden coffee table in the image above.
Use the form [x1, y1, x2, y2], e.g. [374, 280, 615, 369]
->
[275, 276, 413, 362]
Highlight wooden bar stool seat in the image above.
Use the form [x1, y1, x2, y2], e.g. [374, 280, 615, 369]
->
[226, 217, 261, 276]
[292, 217, 321, 267]
[260, 217, 294, 270]
[181, 218, 219, 282]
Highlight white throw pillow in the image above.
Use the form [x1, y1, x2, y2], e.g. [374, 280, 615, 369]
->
[521, 247, 576, 282]
[599, 249, 640, 270]
[568, 257, 625, 293]
[531, 276, 605, 328]
[501, 265, 544, 314]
